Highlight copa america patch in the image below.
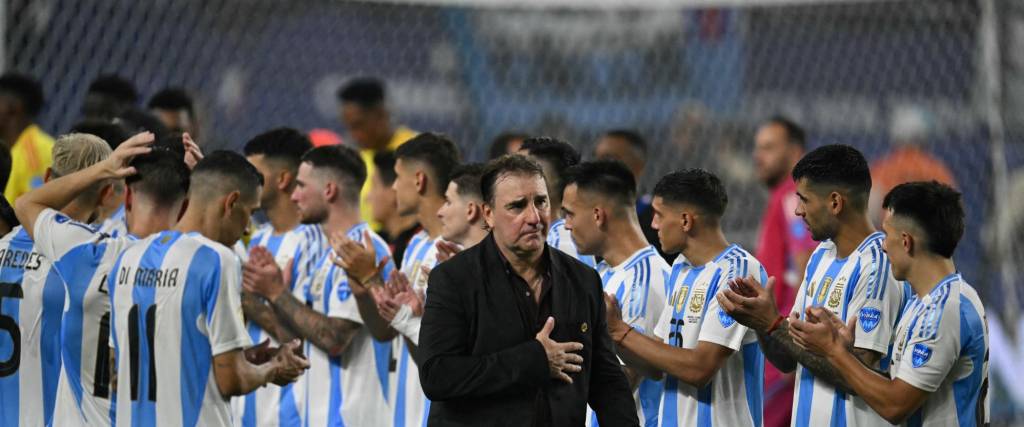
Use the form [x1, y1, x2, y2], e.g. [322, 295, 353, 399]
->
[718, 310, 736, 328]
[54, 214, 70, 224]
[912, 343, 933, 368]
[859, 307, 882, 333]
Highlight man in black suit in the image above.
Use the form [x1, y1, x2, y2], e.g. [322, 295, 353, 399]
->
[418, 154, 638, 426]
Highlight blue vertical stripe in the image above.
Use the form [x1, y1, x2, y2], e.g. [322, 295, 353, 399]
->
[39, 268, 65, 425]
[696, 382, 712, 427]
[327, 357, 344, 427]
[130, 231, 182, 426]
[661, 378, 679, 426]
[953, 295, 986, 425]
[180, 245, 219, 426]
[394, 347, 410, 427]
[55, 243, 106, 411]
[794, 368, 815, 427]
[742, 342, 765, 427]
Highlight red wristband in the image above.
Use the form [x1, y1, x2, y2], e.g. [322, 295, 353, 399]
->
[765, 315, 786, 335]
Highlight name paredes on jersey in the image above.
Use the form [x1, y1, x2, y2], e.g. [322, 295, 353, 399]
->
[0, 247, 44, 270]
[117, 265, 181, 288]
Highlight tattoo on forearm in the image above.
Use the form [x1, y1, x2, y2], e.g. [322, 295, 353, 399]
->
[271, 293, 359, 355]
[765, 322, 855, 395]
[241, 292, 296, 342]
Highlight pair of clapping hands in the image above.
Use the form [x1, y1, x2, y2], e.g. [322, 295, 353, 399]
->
[716, 276, 858, 358]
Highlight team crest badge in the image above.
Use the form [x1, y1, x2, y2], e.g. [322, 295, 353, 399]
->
[859, 307, 882, 333]
[912, 343, 933, 368]
[689, 289, 706, 313]
[816, 277, 833, 305]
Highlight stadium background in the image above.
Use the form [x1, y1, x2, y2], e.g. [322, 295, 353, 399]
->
[4, 0, 1024, 423]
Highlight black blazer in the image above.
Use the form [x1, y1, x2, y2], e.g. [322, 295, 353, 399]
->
[418, 234, 638, 427]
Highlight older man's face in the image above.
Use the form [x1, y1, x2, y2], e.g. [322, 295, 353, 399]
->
[486, 173, 550, 257]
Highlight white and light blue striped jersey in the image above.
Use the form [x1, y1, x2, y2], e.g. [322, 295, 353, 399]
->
[547, 218, 597, 269]
[890, 274, 988, 427]
[301, 222, 394, 427]
[0, 225, 66, 427]
[653, 244, 767, 427]
[790, 232, 907, 427]
[109, 230, 252, 426]
[236, 223, 329, 427]
[390, 230, 438, 427]
[98, 205, 128, 239]
[32, 208, 138, 426]
[589, 246, 670, 427]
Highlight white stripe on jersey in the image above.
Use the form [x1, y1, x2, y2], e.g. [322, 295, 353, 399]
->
[548, 218, 597, 268]
[234, 223, 328, 427]
[301, 222, 394, 427]
[653, 244, 767, 427]
[390, 230, 438, 427]
[110, 231, 251, 426]
[32, 209, 137, 426]
[0, 225, 65, 427]
[589, 246, 671, 427]
[790, 232, 907, 427]
[890, 274, 988, 427]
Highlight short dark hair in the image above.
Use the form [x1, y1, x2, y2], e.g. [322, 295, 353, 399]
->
[564, 160, 637, 208]
[337, 78, 385, 109]
[791, 144, 871, 208]
[481, 154, 545, 205]
[147, 88, 195, 117]
[125, 148, 191, 207]
[373, 151, 398, 185]
[762, 115, 806, 149]
[70, 120, 130, 151]
[190, 150, 264, 201]
[488, 131, 529, 160]
[602, 129, 647, 156]
[154, 132, 187, 159]
[87, 75, 138, 105]
[450, 163, 485, 201]
[653, 168, 728, 219]
[116, 107, 170, 141]
[0, 73, 44, 117]
[301, 145, 366, 204]
[882, 181, 964, 258]
[519, 136, 581, 197]
[395, 133, 461, 195]
[243, 127, 312, 172]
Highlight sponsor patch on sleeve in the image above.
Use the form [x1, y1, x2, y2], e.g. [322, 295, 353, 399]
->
[859, 307, 882, 333]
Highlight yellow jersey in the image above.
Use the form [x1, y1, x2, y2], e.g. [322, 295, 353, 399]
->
[360, 126, 417, 230]
[5, 124, 54, 203]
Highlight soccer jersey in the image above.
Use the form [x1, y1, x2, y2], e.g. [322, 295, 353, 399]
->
[790, 232, 908, 427]
[31, 209, 138, 426]
[653, 244, 767, 427]
[890, 274, 988, 427]
[237, 223, 329, 427]
[548, 218, 597, 268]
[390, 230, 438, 427]
[0, 225, 65, 427]
[98, 205, 129, 239]
[302, 222, 394, 426]
[109, 231, 252, 426]
[590, 246, 671, 427]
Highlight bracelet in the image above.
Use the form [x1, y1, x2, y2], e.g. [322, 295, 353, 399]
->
[765, 315, 786, 335]
[616, 326, 634, 345]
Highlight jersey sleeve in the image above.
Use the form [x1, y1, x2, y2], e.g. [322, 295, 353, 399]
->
[849, 248, 901, 355]
[698, 261, 764, 351]
[654, 296, 674, 341]
[622, 260, 669, 337]
[327, 266, 362, 324]
[894, 302, 960, 393]
[207, 248, 253, 356]
[33, 207, 99, 260]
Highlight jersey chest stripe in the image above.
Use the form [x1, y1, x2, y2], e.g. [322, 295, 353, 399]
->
[841, 262, 863, 320]
[795, 367, 816, 427]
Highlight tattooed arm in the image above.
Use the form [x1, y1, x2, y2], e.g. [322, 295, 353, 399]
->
[759, 318, 880, 395]
[241, 291, 297, 343]
[268, 292, 362, 357]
